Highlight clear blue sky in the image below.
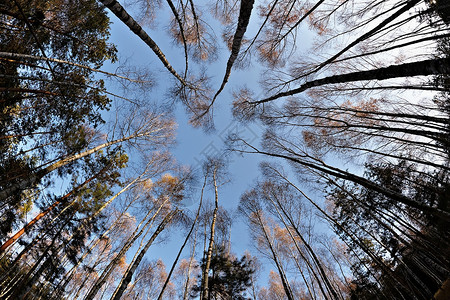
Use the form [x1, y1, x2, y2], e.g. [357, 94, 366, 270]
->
[103, 0, 265, 267]
[101, 1, 323, 291]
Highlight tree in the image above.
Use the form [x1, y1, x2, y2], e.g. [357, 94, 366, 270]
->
[0, 0, 119, 249]
[84, 170, 187, 300]
[239, 190, 295, 300]
[2, 0, 450, 298]
[199, 158, 226, 300]
[327, 160, 450, 299]
[238, 166, 350, 300]
[0, 161, 112, 254]
[244, 57, 450, 106]
[0, 149, 128, 298]
[202, 0, 255, 118]
[99, 0, 187, 87]
[168, 0, 218, 64]
[191, 245, 255, 300]
[157, 164, 207, 300]
[0, 110, 174, 201]
[231, 131, 450, 221]
[110, 209, 179, 300]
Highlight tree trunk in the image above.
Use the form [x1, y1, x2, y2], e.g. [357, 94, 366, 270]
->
[265, 192, 333, 299]
[255, 57, 450, 104]
[4, 223, 65, 300]
[50, 182, 143, 298]
[99, 0, 187, 86]
[210, 0, 255, 103]
[52, 214, 122, 299]
[200, 168, 219, 300]
[0, 165, 108, 254]
[255, 212, 295, 300]
[165, 0, 189, 77]
[84, 196, 170, 300]
[297, 0, 421, 79]
[111, 210, 178, 300]
[0, 131, 143, 202]
[183, 229, 199, 300]
[273, 169, 418, 299]
[158, 175, 206, 300]
[251, 144, 450, 220]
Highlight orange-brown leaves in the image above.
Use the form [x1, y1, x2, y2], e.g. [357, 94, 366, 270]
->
[118, 255, 128, 269]
[211, 0, 240, 25]
[232, 87, 259, 121]
[294, 98, 383, 154]
[258, 270, 288, 299]
[169, 4, 217, 62]
[125, 0, 162, 27]
[340, 98, 379, 117]
[256, 0, 330, 67]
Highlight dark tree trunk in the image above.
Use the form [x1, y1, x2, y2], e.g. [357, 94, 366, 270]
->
[255, 58, 450, 104]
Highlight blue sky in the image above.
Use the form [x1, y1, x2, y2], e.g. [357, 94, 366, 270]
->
[98, 1, 331, 292]
[103, 0, 266, 269]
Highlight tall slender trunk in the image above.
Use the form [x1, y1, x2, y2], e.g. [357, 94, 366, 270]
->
[255, 211, 295, 300]
[84, 196, 170, 300]
[273, 169, 418, 299]
[350, 212, 432, 297]
[0, 165, 108, 254]
[73, 236, 113, 300]
[250, 145, 450, 220]
[264, 192, 331, 299]
[200, 169, 219, 300]
[99, 0, 187, 86]
[83, 211, 154, 300]
[289, 247, 317, 300]
[0, 132, 143, 201]
[50, 189, 141, 298]
[53, 218, 119, 298]
[209, 0, 255, 106]
[48, 162, 153, 286]
[111, 210, 178, 300]
[255, 57, 450, 104]
[158, 175, 206, 300]
[321, 242, 353, 294]
[333, 178, 448, 288]
[165, 0, 188, 78]
[2, 222, 65, 300]
[183, 228, 199, 300]
[293, 0, 421, 81]
[329, 175, 449, 265]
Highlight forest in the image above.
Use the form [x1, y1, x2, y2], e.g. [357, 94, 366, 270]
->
[0, 0, 449, 299]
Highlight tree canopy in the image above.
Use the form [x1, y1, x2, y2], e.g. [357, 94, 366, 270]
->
[1, 0, 449, 299]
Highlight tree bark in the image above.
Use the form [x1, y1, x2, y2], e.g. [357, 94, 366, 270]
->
[200, 168, 219, 300]
[265, 191, 335, 299]
[0, 131, 145, 202]
[111, 210, 178, 300]
[99, 0, 187, 86]
[210, 0, 255, 104]
[84, 195, 171, 300]
[0, 165, 108, 254]
[255, 58, 450, 104]
[294, 0, 421, 80]
[270, 168, 420, 299]
[242, 141, 450, 220]
[157, 175, 206, 300]
[255, 211, 295, 300]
